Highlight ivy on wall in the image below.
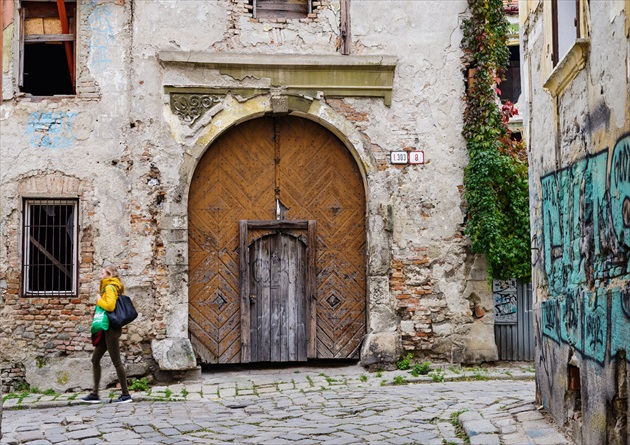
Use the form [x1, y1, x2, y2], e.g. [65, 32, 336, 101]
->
[461, 0, 531, 280]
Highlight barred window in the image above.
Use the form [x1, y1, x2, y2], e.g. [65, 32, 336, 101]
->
[23, 199, 78, 296]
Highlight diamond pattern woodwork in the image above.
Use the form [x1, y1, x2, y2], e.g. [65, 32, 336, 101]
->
[188, 116, 366, 363]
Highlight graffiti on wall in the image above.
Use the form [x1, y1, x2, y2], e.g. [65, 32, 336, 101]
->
[539, 134, 630, 364]
[86, 1, 114, 73]
[26, 111, 77, 149]
[493, 279, 518, 324]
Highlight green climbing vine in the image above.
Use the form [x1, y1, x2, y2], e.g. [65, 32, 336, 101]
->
[461, 0, 531, 280]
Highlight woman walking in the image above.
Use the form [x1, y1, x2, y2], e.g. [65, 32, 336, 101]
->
[82, 265, 132, 404]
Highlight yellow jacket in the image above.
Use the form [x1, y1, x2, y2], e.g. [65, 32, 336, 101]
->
[97, 277, 124, 312]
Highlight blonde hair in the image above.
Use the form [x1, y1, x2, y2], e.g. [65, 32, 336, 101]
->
[103, 264, 120, 278]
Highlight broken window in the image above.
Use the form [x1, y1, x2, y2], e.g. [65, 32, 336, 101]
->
[501, 45, 521, 105]
[22, 199, 78, 296]
[551, 0, 580, 66]
[250, 0, 312, 19]
[20, 0, 76, 96]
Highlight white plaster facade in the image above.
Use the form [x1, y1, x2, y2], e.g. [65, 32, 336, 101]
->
[0, 0, 498, 390]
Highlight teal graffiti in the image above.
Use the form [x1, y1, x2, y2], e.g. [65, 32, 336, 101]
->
[539, 134, 630, 365]
[583, 289, 607, 364]
[26, 111, 77, 149]
[542, 299, 560, 343]
[559, 289, 582, 352]
[611, 285, 630, 357]
[610, 137, 630, 253]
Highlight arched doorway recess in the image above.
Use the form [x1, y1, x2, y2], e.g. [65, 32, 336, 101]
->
[188, 116, 367, 363]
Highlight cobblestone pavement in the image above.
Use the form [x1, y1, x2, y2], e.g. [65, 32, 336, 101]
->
[1, 364, 573, 444]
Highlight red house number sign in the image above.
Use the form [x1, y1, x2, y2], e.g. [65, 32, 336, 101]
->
[409, 151, 424, 164]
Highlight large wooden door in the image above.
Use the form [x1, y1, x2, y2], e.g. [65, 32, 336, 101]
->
[189, 116, 366, 363]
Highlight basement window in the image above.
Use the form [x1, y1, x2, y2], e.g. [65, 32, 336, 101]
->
[250, 0, 312, 19]
[20, 0, 76, 96]
[22, 199, 78, 296]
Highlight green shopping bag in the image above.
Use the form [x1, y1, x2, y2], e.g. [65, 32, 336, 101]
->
[90, 306, 110, 334]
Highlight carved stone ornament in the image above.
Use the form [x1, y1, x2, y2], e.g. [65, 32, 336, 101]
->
[171, 94, 221, 126]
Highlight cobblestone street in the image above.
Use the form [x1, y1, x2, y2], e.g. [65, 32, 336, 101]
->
[1, 364, 573, 445]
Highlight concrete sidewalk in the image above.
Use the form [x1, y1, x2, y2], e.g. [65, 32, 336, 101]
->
[1, 363, 573, 444]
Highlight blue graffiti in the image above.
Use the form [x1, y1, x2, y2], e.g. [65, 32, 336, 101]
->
[26, 111, 77, 149]
[539, 135, 630, 364]
[86, 1, 114, 73]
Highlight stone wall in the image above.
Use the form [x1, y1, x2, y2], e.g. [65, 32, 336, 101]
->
[522, 3, 630, 444]
[0, 0, 497, 391]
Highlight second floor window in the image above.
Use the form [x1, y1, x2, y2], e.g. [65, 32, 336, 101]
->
[552, 0, 580, 66]
[20, 0, 76, 96]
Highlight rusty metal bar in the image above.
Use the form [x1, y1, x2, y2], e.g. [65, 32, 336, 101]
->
[55, 0, 74, 87]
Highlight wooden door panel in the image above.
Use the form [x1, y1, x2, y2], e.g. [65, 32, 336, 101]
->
[277, 117, 366, 359]
[189, 118, 275, 363]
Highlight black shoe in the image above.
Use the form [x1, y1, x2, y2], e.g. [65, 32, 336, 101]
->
[81, 393, 101, 404]
[114, 394, 132, 404]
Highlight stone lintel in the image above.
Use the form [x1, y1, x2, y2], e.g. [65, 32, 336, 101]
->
[159, 52, 397, 106]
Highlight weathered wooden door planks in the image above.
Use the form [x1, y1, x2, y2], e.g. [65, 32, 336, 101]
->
[249, 233, 308, 362]
[188, 116, 366, 363]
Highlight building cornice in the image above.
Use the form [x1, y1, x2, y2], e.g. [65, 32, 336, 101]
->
[158, 52, 397, 107]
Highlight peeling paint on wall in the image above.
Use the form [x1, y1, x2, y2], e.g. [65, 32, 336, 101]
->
[25, 111, 77, 149]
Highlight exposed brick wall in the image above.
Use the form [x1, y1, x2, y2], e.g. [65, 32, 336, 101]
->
[0, 172, 148, 389]
[219, 0, 331, 50]
[1, 364, 26, 393]
[391, 254, 436, 351]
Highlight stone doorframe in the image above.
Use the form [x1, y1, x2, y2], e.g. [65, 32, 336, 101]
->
[151, 53, 400, 371]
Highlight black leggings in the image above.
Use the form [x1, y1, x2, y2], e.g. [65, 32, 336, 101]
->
[91, 327, 129, 396]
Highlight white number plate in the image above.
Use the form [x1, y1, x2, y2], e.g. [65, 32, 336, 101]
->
[390, 151, 408, 164]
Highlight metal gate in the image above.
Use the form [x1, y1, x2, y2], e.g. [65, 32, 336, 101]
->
[493, 279, 534, 361]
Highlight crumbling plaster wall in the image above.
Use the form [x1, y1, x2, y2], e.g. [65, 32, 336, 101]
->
[524, 3, 630, 444]
[0, 0, 496, 390]
[0, 0, 157, 391]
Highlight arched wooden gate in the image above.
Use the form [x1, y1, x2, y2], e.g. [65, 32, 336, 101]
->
[188, 116, 366, 363]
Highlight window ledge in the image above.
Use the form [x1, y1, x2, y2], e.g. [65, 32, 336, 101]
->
[543, 38, 590, 97]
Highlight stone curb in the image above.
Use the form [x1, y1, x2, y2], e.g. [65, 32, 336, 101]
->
[3, 372, 535, 416]
[382, 372, 535, 386]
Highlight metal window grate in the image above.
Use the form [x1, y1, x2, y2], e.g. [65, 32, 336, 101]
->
[23, 199, 78, 296]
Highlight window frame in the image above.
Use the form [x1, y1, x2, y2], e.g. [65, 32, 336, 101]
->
[22, 198, 79, 297]
[251, 0, 312, 20]
[18, 0, 77, 96]
[543, 0, 590, 97]
[551, 0, 580, 67]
